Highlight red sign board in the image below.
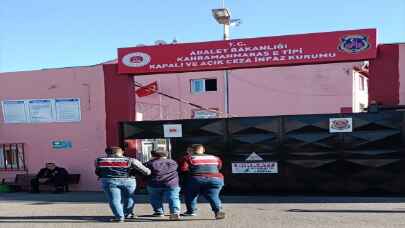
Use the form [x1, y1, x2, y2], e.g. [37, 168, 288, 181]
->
[118, 29, 376, 75]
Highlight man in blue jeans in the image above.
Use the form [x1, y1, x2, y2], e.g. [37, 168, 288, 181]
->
[179, 144, 226, 219]
[144, 149, 181, 220]
[95, 146, 151, 222]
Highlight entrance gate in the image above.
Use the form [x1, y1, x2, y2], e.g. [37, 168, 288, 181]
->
[120, 110, 405, 194]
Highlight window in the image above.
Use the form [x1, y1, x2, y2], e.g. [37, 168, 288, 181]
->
[191, 78, 217, 93]
[359, 103, 366, 112]
[0, 143, 25, 171]
[205, 79, 217, 91]
[139, 139, 171, 163]
[191, 79, 205, 93]
[359, 76, 365, 91]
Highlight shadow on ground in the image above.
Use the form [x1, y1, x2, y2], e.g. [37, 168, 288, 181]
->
[0, 215, 213, 223]
[287, 209, 405, 213]
[1, 192, 405, 204]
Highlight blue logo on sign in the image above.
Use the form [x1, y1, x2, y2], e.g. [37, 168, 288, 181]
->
[338, 35, 370, 54]
[52, 140, 72, 149]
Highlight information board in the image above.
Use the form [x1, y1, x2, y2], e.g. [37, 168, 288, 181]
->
[1, 100, 28, 123]
[55, 98, 81, 122]
[1, 98, 82, 124]
[28, 99, 54, 123]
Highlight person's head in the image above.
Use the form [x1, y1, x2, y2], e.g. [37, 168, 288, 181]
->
[151, 149, 168, 158]
[105, 146, 124, 156]
[185, 146, 193, 155]
[46, 162, 56, 170]
[191, 144, 205, 155]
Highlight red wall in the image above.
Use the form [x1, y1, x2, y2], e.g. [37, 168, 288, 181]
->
[369, 44, 400, 105]
[103, 64, 135, 147]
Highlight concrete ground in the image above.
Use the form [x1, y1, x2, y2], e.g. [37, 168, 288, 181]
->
[1, 192, 405, 228]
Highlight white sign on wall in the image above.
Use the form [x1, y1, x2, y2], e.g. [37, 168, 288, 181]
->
[136, 112, 143, 121]
[55, 98, 81, 122]
[193, 110, 218, 119]
[232, 162, 278, 174]
[329, 117, 353, 133]
[163, 124, 182, 138]
[28, 99, 54, 123]
[1, 98, 82, 124]
[1, 100, 28, 123]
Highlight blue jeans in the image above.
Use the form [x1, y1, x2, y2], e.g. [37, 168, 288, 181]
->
[184, 176, 224, 213]
[147, 186, 181, 214]
[101, 178, 136, 219]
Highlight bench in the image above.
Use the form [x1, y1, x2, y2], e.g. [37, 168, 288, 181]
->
[8, 174, 80, 192]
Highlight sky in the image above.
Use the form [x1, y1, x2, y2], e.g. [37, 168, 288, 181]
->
[1, 0, 404, 72]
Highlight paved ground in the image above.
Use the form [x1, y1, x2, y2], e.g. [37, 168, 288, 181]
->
[1, 192, 405, 228]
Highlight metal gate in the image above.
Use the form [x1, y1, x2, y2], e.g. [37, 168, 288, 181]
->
[120, 111, 405, 194]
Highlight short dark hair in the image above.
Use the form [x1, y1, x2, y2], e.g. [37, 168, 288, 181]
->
[105, 146, 122, 155]
[151, 149, 168, 157]
[191, 144, 204, 151]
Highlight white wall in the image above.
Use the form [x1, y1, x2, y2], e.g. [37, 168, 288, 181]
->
[352, 70, 369, 112]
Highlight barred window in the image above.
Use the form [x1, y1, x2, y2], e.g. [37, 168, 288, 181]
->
[0, 143, 25, 171]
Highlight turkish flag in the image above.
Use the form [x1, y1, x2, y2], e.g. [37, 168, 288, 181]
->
[135, 81, 158, 97]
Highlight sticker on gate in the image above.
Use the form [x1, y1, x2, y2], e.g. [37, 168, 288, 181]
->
[329, 117, 352, 133]
[232, 162, 278, 174]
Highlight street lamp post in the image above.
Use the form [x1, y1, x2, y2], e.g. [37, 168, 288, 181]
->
[212, 8, 240, 118]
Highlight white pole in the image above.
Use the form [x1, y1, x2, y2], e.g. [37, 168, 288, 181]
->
[224, 24, 230, 117]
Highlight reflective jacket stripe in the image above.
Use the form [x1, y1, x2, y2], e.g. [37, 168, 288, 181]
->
[97, 161, 129, 167]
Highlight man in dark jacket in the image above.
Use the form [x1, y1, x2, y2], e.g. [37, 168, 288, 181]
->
[95, 146, 151, 222]
[144, 149, 181, 220]
[30, 162, 69, 193]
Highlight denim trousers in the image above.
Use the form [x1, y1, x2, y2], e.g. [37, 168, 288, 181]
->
[101, 178, 136, 219]
[184, 176, 224, 213]
[147, 186, 181, 214]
